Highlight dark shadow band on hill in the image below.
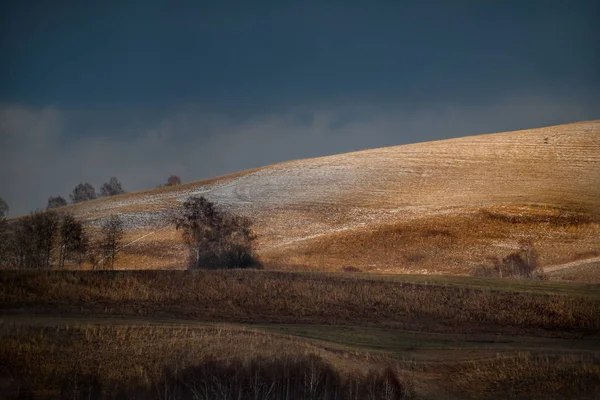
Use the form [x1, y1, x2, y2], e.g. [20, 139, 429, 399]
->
[2, 270, 599, 337]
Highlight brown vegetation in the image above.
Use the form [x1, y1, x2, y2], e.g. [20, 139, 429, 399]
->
[1, 323, 408, 399]
[448, 353, 600, 399]
[472, 242, 546, 279]
[1, 269, 599, 398]
[2, 270, 599, 335]
[263, 205, 600, 275]
[2, 322, 598, 399]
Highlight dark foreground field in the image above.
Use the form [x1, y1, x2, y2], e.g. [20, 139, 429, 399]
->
[1, 270, 600, 399]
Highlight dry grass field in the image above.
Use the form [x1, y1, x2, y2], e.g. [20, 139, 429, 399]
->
[3, 270, 600, 334]
[52, 121, 599, 278]
[1, 270, 599, 399]
[2, 322, 599, 400]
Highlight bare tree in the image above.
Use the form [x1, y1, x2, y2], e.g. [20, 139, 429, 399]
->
[58, 213, 88, 268]
[100, 177, 125, 197]
[70, 183, 97, 203]
[100, 215, 124, 269]
[9, 210, 60, 269]
[166, 175, 182, 186]
[47, 196, 68, 210]
[0, 215, 11, 265]
[0, 197, 8, 218]
[174, 196, 259, 269]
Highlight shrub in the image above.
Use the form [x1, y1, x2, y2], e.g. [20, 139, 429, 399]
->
[472, 242, 546, 279]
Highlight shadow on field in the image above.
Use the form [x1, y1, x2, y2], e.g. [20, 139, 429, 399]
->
[11, 355, 414, 400]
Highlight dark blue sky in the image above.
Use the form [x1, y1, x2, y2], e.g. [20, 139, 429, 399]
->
[3, 1, 599, 110]
[1, 1, 599, 215]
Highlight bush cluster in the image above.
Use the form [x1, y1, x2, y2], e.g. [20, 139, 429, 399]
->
[473, 243, 546, 279]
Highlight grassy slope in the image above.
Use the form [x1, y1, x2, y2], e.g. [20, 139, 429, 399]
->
[47, 121, 600, 276]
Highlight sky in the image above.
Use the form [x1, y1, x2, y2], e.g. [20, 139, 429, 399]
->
[1, 1, 599, 216]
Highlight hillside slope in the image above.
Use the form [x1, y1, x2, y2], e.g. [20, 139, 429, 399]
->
[69, 121, 600, 275]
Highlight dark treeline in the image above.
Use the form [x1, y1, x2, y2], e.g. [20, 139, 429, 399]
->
[5, 175, 181, 217]
[56, 355, 413, 400]
[0, 195, 255, 271]
[0, 210, 123, 270]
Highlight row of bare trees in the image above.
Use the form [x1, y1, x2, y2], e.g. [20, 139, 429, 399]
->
[1, 175, 181, 218]
[1, 186, 261, 271]
[0, 209, 124, 270]
[46, 175, 182, 210]
[46, 177, 126, 210]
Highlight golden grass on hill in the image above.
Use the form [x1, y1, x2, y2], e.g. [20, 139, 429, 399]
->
[2, 270, 599, 334]
[264, 204, 600, 274]
[40, 121, 599, 277]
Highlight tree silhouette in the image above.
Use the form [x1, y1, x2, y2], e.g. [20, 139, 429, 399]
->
[166, 175, 182, 186]
[0, 197, 8, 218]
[100, 177, 125, 197]
[174, 196, 259, 269]
[58, 213, 88, 268]
[47, 196, 68, 210]
[100, 215, 124, 269]
[70, 183, 97, 203]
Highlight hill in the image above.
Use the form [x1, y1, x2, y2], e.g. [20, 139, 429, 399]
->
[68, 121, 600, 276]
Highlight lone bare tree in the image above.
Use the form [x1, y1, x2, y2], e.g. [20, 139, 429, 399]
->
[0, 197, 8, 218]
[0, 201, 10, 263]
[166, 175, 182, 186]
[70, 183, 97, 203]
[47, 196, 68, 210]
[100, 215, 124, 269]
[174, 196, 259, 269]
[58, 213, 88, 268]
[100, 177, 126, 197]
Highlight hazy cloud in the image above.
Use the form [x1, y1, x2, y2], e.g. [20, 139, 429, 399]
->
[1, 94, 598, 216]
